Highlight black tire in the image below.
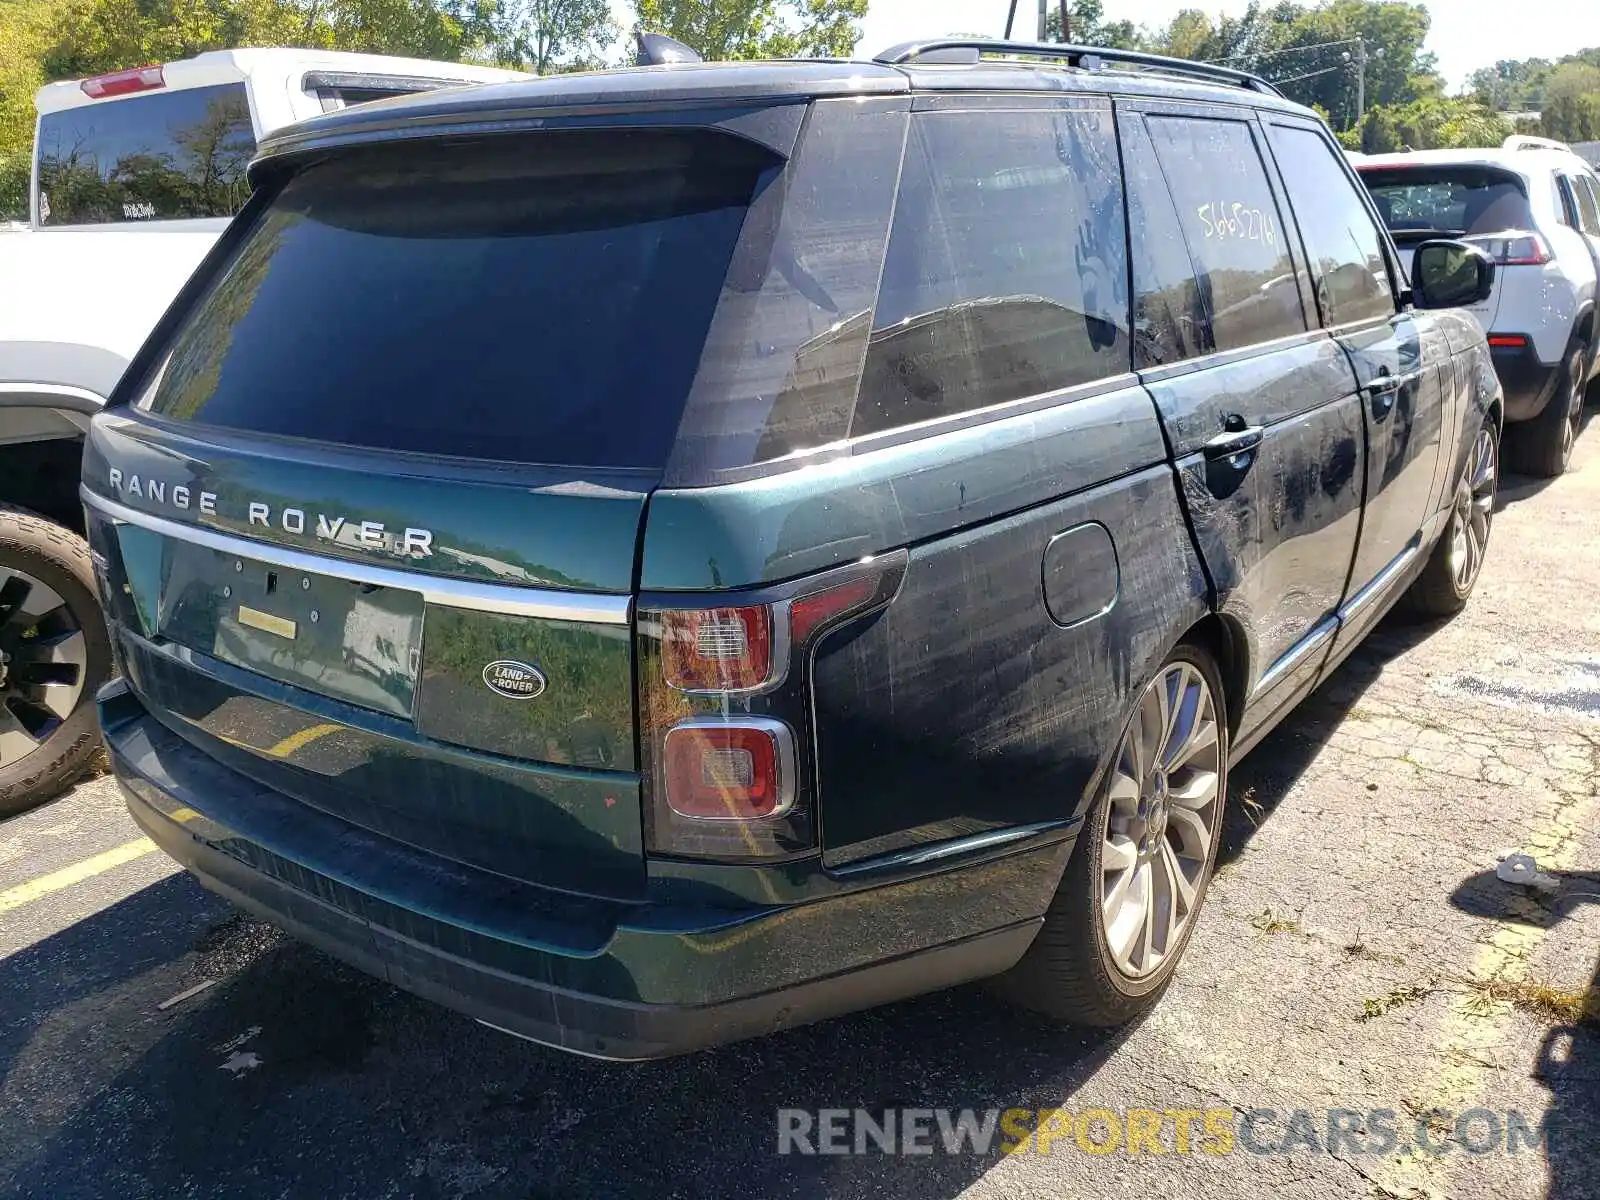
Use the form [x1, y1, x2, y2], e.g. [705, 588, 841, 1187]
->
[0, 506, 112, 819]
[1406, 417, 1498, 618]
[993, 641, 1229, 1026]
[1506, 344, 1585, 478]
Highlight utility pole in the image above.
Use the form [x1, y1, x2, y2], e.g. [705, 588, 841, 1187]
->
[1005, 0, 1019, 39]
[1038, 0, 1048, 41]
[1060, 1, 1071, 42]
[1354, 38, 1367, 121]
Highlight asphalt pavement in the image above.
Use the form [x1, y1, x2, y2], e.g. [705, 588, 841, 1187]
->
[2, 408, 1598, 1200]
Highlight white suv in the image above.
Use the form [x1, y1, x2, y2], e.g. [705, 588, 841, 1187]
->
[1358, 136, 1600, 476]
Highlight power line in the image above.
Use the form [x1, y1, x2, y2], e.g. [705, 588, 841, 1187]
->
[1209, 37, 1362, 66]
[1268, 63, 1351, 86]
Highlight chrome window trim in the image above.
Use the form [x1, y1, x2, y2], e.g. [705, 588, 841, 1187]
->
[80, 486, 631, 625]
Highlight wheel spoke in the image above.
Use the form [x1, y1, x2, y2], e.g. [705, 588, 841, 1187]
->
[1167, 802, 1212, 857]
[0, 569, 67, 629]
[1170, 767, 1219, 811]
[1166, 708, 1218, 772]
[1159, 665, 1191, 764]
[1103, 833, 1138, 873]
[1137, 861, 1158, 969]
[1107, 764, 1141, 814]
[1104, 861, 1148, 971]
[1161, 839, 1198, 916]
[0, 703, 41, 765]
[12, 629, 87, 675]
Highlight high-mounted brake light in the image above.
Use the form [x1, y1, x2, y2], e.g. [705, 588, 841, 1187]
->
[1465, 231, 1551, 266]
[80, 65, 165, 98]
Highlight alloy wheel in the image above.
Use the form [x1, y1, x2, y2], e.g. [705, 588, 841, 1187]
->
[1561, 352, 1585, 466]
[1100, 661, 1223, 979]
[0, 565, 90, 769]
[1449, 425, 1497, 594]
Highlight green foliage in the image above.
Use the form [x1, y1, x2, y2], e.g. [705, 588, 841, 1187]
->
[0, 0, 554, 219]
[495, 0, 614, 73]
[1038, 2, 1443, 134]
[631, 0, 865, 61]
[1356, 95, 1511, 154]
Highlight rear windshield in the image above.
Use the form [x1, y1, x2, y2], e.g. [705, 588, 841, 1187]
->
[142, 131, 768, 468]
[1358, 166, 1533, 240]
[35, 84, 255, 225]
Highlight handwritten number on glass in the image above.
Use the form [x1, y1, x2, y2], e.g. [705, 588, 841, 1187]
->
[1196, 202, 1276, 247]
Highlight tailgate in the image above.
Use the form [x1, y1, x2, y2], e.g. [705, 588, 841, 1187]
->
[77, 125, 778, 900]
[84, 416, 647, 897]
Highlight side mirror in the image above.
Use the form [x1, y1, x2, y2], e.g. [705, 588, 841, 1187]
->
[1411, 240, 1495, 309]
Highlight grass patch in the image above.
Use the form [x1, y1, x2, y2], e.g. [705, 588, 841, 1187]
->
[1356, 982, 1435, 1022]
[1250, 906, 1304, 936]
[1469, 977, 1598, 1026]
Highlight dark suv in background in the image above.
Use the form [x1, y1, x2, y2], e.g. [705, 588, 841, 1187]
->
[83, 41, 1503, 1059]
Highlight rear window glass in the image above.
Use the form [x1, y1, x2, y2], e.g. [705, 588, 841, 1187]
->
[853, 107, 1130, 437]
[142, 131, 767, 469]
[1359, 167, 1533, 239]
[35, 84, 254, 225]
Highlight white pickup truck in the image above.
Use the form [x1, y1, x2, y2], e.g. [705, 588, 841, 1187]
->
[0, 48, 523, 816]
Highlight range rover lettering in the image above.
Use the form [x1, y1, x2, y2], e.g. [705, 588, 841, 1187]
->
[84, 39, 1504, 1059]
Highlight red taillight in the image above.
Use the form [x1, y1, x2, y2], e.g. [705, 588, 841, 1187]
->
[1465, 231, 1551, 266]
[80, 65, 165, 98]
[660, 605, 774, 692]
[1487, 334, 1528, 349]
[638, 552, 908, 860]
[662, 720, 794, 820]
[790, 575, 878, 645]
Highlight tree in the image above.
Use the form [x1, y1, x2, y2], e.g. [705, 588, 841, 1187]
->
[495, 0, 614, 73]
[1357, 96, 1510, 154]
[632, 0, 866, 61]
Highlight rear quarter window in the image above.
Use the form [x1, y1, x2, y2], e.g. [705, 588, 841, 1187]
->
[35, 84, 254, 225]
[851, 106, 1130, 438]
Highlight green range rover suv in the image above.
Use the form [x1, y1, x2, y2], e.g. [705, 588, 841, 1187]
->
[80, 40, 1504, 1059]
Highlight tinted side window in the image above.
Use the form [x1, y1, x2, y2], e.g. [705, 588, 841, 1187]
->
[1554, 176, 1579, 227]
[35, 84, 254, 225]
[1144, 114, 1306, 352]
[1573, 175, 1600, 235]
[1122, 126, 1209, 367]
[852, 107, 1130, 437]
[1268, 125, 1394, 327]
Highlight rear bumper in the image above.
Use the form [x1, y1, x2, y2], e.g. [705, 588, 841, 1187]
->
[103, 681, 1062, 1059]
[1491, 338, 1563, 422]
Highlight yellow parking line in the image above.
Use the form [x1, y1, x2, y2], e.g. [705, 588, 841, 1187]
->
[0, 837, 160, 915]
[266, 722, 342, 758]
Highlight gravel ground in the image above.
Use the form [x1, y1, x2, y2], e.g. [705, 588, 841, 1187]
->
[1, 408, 1597, 1200]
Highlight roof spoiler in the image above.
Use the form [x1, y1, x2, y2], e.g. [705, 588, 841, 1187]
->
[1503, 134, 1571, 153]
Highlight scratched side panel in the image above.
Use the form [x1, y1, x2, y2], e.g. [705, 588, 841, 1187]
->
[1146, 336, 1364, 723]
[639, 379, 1169, 591]
[812, 464, 1207, 868]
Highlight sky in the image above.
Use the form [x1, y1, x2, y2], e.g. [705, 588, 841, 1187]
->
[849, 1, 1600, 90]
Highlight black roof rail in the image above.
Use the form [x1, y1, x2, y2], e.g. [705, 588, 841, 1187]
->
[872, 39, 1285, 98]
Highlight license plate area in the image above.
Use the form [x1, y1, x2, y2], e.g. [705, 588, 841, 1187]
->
[157, 541, 425, 719]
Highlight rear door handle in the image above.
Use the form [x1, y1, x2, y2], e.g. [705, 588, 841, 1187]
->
[1202, 425, 1264, 461]
[1363, 368, 1423, 396]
